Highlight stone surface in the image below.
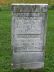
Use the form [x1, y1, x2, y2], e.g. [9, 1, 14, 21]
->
[13, 52, 44, 64]
[11, 4, 48, 69]
[13, 38, 43, 52]
[13, 52, 44, 69]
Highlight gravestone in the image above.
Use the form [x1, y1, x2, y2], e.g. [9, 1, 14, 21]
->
[11, 4, 48, 69]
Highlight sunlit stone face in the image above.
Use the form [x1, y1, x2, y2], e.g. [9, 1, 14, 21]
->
[11, 4, 48, 69]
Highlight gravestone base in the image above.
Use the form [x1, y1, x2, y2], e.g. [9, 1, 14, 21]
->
[12, 62, 44, 69]
[13, 68, 44, 72]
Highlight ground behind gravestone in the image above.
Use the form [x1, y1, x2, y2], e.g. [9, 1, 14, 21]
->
[0, 6, 54, 72]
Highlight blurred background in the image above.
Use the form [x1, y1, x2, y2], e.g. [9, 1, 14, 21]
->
[0, 0, 54, 72]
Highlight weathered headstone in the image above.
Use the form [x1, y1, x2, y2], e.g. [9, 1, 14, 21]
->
[11, 4, 48, 69]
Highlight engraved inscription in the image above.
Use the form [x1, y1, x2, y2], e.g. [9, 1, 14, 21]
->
[14, 16, 43, 34]
[14, 38, 43, 51]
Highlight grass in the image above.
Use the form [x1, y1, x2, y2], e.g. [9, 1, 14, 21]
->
[0, 6, 54, 72]
[0, 0, 54, 5]
[45, 9, 54, 72]
[0, 6, 11, 72]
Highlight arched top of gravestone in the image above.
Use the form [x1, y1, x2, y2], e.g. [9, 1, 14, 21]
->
[11, 3, 48, 13]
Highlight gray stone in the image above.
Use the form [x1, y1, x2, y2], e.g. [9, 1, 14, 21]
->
[11, 4, 48, 69]
[13, 52, 44, 69]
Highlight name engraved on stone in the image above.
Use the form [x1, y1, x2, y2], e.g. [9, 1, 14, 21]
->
[14, 16, 43, 34]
